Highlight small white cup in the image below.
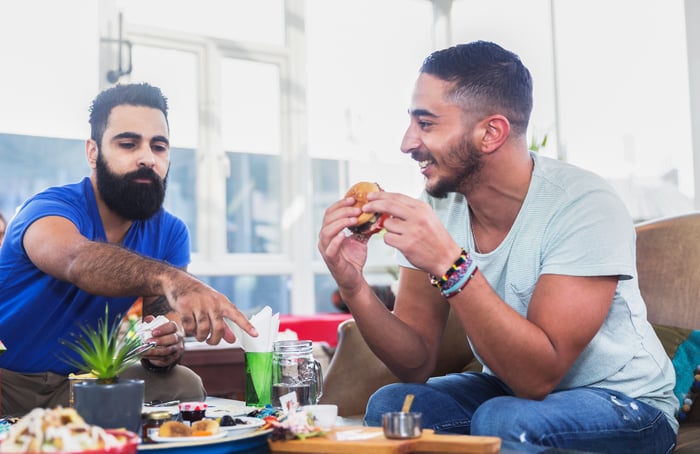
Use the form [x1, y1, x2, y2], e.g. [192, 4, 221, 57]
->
[302, 404, 338, 429]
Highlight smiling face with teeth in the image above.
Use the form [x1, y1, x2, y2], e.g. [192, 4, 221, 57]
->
[402, 73, 485, 198]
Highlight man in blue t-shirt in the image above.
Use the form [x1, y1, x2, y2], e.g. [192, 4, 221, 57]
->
[0, 83, 257, 415]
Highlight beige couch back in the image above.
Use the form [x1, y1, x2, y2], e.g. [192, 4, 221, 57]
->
[636, 212, 700, 330]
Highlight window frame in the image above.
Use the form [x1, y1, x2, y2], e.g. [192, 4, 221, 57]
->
[119, 1, 318, 314]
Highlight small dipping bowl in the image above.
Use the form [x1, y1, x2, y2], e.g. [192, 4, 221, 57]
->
[382, 411, 422, 439]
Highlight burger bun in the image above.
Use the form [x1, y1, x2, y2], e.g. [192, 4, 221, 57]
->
[344, 181, 387, 236]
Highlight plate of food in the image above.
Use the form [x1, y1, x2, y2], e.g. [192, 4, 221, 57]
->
[138, 428, 272, 453]
[0, 407, 140, 453]
[149, 432, 227, 443]
[146, 417, 265, 444]
[216, 416, 265, 434]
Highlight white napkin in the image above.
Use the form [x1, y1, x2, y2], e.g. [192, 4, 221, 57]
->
[224, 306, 279, 352]
[135, 315, 171, 342]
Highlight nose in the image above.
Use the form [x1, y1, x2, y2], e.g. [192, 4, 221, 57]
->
[400, 122, 421, 154]
[137, 145, 157, 168]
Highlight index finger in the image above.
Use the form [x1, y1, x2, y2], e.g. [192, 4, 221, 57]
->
[222, 306, 258, 342]
[323, 196, 360, 223]
[363, 191, 409, 220]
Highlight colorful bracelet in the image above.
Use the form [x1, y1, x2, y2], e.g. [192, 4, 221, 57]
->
[429, 249, 468, 289]
[441, 263, 478, 298]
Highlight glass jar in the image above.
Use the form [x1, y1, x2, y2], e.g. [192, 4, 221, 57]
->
[178, 401, 207, 426]
[271, 340, 323, 409]
[142, 410, 172, 443]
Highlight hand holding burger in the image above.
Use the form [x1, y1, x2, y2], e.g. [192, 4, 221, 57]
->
[345, 181, 389, 237]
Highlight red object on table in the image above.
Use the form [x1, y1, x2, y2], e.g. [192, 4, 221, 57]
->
[278, 313, 353, 347]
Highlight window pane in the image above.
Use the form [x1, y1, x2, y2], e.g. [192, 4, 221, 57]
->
[226, 153, 281, 253]
[129, 45, 199, 149]
[199, 274, 290, 316]
[314, 274, 341, 314]
[311, 158, 343, 259]
[167, 147, 197, 251]
[221, 59, 280, 155]
[0, 134, 85, 217]
[128, 44, 199, 250]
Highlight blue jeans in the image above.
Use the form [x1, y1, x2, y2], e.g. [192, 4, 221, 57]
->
[364, 372, 676, 453]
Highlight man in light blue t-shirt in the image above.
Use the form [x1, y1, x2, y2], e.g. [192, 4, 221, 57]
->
[0, 83, 257, 416]
[318, 41, 677, 453]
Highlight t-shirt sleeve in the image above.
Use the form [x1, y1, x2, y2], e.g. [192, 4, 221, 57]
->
[540, 186, 636, 280]
[161, 215, 190, 269]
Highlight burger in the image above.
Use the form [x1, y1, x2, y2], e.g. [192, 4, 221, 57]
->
[345, 181, 388, 237]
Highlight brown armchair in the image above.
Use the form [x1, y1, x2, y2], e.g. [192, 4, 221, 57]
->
[320, 212, 700, 452]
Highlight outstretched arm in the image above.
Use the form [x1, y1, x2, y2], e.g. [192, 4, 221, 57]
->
[24, 215, 256, 344]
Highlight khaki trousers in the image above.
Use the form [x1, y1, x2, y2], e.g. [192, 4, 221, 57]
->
[2, 364, 206, 417]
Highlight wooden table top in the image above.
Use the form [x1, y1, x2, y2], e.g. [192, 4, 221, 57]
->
[268, 426, 501, 454]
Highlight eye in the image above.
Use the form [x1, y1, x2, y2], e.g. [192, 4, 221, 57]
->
[418, 120, 433, 130]
[119, 141, 136, 149]
[152, 143, 169, 153]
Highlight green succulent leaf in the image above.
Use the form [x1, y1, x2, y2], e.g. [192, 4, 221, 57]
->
[59, 303, 145, 382]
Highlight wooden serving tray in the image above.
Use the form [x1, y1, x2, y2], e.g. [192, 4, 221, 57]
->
[268, 426, 501, 454]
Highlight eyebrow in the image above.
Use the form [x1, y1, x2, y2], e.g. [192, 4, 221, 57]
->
[111, 132, 170, 146]
[408, 108, 438, 118]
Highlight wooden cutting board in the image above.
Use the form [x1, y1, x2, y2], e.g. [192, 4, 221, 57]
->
[268, 426, 501, 453]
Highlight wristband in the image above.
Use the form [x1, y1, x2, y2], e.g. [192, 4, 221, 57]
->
[441, 264, 478, 298]
[429, 249, 468, 289]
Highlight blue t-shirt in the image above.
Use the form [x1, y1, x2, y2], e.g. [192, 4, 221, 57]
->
[0, 177, 190, 375]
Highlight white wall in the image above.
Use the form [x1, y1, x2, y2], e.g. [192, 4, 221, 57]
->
[452, 0, 691, 198]
[0, 0, 99, 140]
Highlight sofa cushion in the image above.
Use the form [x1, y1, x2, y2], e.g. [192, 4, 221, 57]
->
[653, 324, 700, 422]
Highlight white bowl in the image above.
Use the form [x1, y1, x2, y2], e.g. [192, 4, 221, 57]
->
[301, 404, 338, 429]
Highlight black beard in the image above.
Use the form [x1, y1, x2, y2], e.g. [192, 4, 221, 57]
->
[95, 152, 167, 220]
[425, 136, 483, 199]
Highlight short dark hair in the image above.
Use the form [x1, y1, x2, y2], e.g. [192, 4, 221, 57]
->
[420, 41, 533, 135]
[89, 83, 169, 145]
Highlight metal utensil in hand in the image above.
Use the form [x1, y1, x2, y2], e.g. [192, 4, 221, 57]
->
[124, 341, 157, 362]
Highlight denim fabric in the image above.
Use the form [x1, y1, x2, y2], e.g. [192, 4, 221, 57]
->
[364, 372, 676, 454]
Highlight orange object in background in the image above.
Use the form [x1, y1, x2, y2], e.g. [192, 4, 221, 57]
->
[125, 297, 143, 320]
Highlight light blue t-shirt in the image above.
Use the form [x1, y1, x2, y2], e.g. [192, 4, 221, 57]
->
[0, 177, 190, 375]
[398, 153, 678, 433]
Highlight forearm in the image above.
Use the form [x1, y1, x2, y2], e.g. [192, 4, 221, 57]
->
[65, 241, 190, 300]
[341, 283, 438, 383]
[452, 279, 561, 398]
[450, 272, 615, 399]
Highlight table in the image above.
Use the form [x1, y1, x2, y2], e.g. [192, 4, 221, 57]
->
[278, 313, 353, 348]
[268, 426, 501, 454]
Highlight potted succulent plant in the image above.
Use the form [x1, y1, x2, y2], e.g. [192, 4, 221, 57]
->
[59, 304, 148, 433]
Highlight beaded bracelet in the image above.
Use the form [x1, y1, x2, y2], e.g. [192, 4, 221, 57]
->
[441, 262, 478, 298]
[429, 249, 468, 289]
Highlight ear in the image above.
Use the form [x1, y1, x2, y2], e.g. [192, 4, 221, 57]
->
[478, 115, 510, 154]
[86, 139, 98, 168]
